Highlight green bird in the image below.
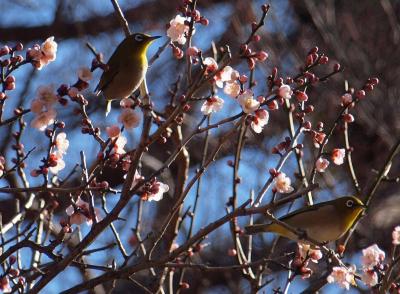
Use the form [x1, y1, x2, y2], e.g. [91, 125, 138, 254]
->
[245, 196, 366, 243]
[95, 33, 161, 116]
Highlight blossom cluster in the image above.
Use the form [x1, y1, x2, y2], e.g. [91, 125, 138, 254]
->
[327, 229, 400, 291]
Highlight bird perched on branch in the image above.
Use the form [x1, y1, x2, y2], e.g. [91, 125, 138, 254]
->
[245, 196, 366, 243]
[95, 33, 161, 116]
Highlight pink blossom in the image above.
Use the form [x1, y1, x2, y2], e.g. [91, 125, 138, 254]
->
[215, 66, 239, 88]
[28, 37, 58, 69]
[201, 96, 224, 115]
[167, 15, 190, 44]
[341, 93, 353, 106]
[187, 46, 199, 57]
[331, 148, 345, 165]
[41, 36, 57, 62]
[204, 57, 218, 73]
[238, 89, 260, 114]
[66, 197, 98, 225]
[106, 125, 121, 138]
[77, 67, 92, 81]
[224, 81, 241, 98]
[36, 85, 58, 107]
[313, 131, 326, 147]
[278, 84, 293, 99]
[67, 87, 79, 98]
[361, 270, 378, 287]
[392, 226, 400, 245]
[49, 153, 65, 174]
[327, 265, 356, 290]
[113, 135, 127, 155]
[0, 276, 11, 293]
[297, 242, 323, 263]
[55, 132, 69, 156]
[315, 157, 329, 172]
[274, 172, 294, 194]
[31, 108, 57, 131]
[144, 181, 169, 202]
[30, 99, 45, 114]
[361, 244, 385, 269]
[120, 98, 135, 108]
[118, 108, 140, 129]
[251, 109, 269, 133]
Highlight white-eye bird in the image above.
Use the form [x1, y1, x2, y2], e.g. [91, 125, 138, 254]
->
[95, 33, 161, 116]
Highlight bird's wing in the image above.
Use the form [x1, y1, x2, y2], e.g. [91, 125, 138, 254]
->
[94, 68, 119, 95]
[94, 51, 120, 95]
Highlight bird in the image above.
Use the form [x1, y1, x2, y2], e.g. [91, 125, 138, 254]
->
[245, 196, 366, 243]
[95, 33, 161, 116]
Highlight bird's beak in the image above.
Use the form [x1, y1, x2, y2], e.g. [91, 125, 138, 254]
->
[148, 36, 162, 42]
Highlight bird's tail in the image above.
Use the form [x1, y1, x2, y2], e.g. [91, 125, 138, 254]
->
[105, 100, 112, 117]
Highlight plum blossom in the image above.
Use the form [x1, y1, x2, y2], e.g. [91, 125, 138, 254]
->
[31, 108, 57, 131]
[49, 153, 65, 174]
[27, 37, 58, 69]
[66, 197, 98, 225]
[130, 171, 169, 202]
[327, 265, 356, 290]
[392, 226, 400, 245]
[274, 172, 294, 194]
[313, 131, 326, 147]
[297, 242, 322, 263]
[201, 96, 224, 115]
[118, 108, 140, 129]
[331, 148, 345, 165]
[315, 157, 329, 172]
[142, 181, 169, 202]
[361, 244, 385, 269]
[48, 132, 69, 174]
[106, 125, 121, 138]
[361, 270, 378, 287]
[186, 46, 199, 57]
[113, 135, 127, 155]
[341, 93, 353, 106]
[224, 81, 241, 98]
[0, 276, 11, 293]
[215, 66, 239, 88]
[36, 85, 58, 107]
[278, 84, 293, 99]
[238, 90, 260, 114]
[78, 67, 93, 82]
[120, 98, 135, 108]
[250, 109, 269, 133]
[204, 57, 218, 73]
[55, 132, 69, 156]
[167, 15, 190, 44]
[67, 87, 79, 98]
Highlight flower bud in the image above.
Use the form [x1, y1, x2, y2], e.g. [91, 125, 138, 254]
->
[256, 51, 268, 61]
[295, 90, 308, 102]
[355, 90, 366, 99]
[319, 55, 329, 64]
[199, 17, 209, 26]
[252, 34, 261, 42]
[333, 63, 341, 72]
[343, 113, 354, 123]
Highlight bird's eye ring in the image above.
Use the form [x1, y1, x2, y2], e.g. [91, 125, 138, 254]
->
[134, 35, 144, 42]
[346, 200, 354, 208]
